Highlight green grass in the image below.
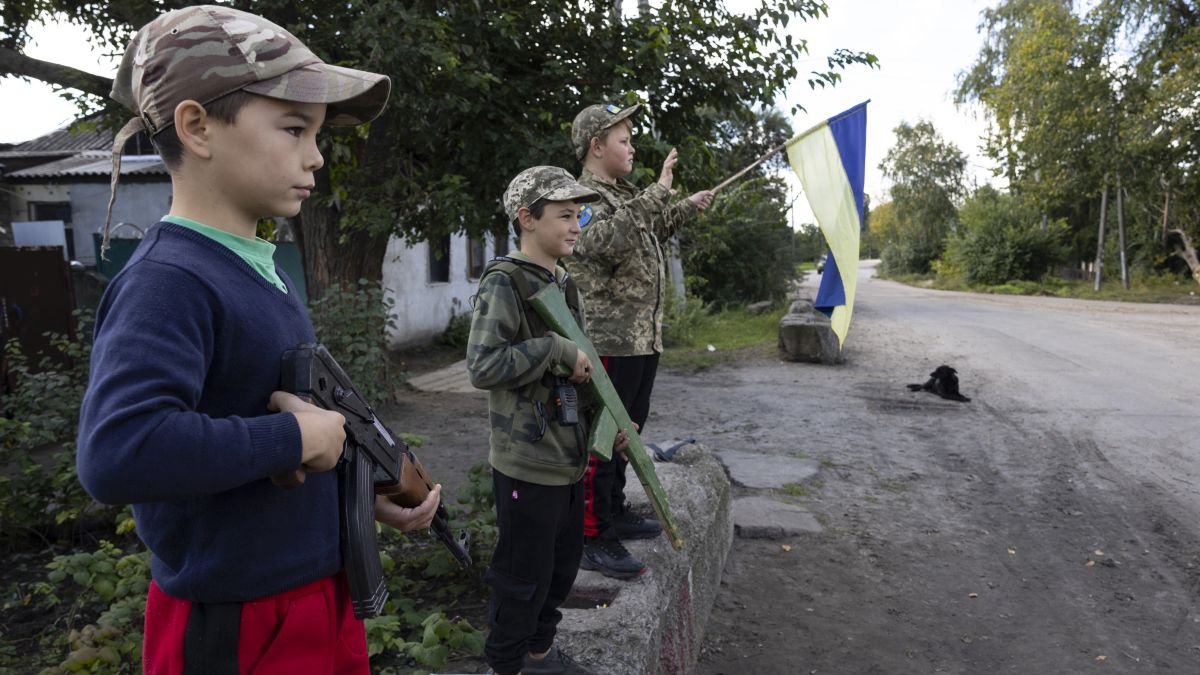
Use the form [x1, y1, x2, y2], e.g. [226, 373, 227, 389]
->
[886, 273, 1199, 305]
[661, 305, 787, 370]
[781, 482, 810, 497]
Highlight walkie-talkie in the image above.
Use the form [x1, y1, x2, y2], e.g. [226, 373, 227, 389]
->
[553, 377, 579, 426]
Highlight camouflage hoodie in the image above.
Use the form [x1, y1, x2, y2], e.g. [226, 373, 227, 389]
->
[467, 252, 591, 485]
[568, 168, 698, 356]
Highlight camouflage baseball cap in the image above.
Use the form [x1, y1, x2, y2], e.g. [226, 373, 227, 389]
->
[503, 166, 600, 221]
[571, 103, 641, 160]
[102, 5, 390, 259]
[111, 5, 390, 134]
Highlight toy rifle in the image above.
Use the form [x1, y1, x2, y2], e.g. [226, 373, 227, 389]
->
[526, 287, 684, 550]
[280, 344, 472, 619]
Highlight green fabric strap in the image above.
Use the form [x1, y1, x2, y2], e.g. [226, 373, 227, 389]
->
[163, 216, 287, 293]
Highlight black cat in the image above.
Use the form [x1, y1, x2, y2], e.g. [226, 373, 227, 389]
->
[907, 365, 971, 402]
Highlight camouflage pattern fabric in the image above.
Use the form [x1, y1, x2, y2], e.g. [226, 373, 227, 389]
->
[467, 252, 592, 486]
[567, 168, 699, 356]
[102, 4, 390, 260]
[502, 166, 600, 222]
[111, 4, 390, 134]
[571, 103, 642, 160]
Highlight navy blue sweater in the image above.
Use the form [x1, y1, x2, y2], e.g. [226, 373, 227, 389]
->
[77, 222, 340, 603]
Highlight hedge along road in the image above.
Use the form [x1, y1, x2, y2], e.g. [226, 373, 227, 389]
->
[644, 261, 1200, 674]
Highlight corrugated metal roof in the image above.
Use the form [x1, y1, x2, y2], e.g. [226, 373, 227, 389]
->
[6, 152, 167, 179]
[0, 120, 116, 157]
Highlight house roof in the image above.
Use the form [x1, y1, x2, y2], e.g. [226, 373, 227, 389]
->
[0, 122, 114, 159]
[5, 152, 167, 179]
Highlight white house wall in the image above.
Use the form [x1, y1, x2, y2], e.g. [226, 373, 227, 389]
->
[7, 182, 171, 266]
[383, 231, 510, 348]
[70, 183, 172, 265]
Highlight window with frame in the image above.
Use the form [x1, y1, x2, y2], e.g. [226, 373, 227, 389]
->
[29, 202, 75, 260]
[467, 237, 486, 279]
[429, 234, 451, 283]
[493, 230, 511, 257]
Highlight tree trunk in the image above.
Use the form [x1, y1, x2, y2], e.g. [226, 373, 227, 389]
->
[1168, 229, 1200, 287]
[296, 170, 391, 300]
[1117, 172, 1128, 290]
[1094, 182, 1108, 291]
[1160, 183, 1171, 245]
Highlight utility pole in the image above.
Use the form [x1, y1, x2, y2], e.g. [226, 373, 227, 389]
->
[1116, 172, 1128, 290]
[1094, 179, 1108, 291]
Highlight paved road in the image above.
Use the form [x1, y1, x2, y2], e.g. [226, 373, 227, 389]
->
[645, 262, 1200, 674]
[850, 261, 1200, 517]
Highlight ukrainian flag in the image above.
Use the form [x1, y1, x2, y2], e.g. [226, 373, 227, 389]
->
[786, 101, 868, 349]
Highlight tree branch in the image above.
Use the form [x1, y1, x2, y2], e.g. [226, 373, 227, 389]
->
[0, 46, 112, 99]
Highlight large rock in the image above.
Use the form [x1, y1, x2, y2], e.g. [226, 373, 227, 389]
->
[778, 299, 842, 364]
[556, 445, 733, 675]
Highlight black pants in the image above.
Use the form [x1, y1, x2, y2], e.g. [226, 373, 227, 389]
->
[485, 469, 584, 675]
[583, 353, 659, 539]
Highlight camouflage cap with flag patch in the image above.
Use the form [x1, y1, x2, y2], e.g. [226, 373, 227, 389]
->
[102, 4, 391, 257]
[503, 166, 601, 222]
[571, 103, 641, 160]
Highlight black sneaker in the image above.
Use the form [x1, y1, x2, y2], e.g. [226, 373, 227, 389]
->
[522, 645, 596, 675]
[613, 510, 662, 540]
[580, 538, 646, 580]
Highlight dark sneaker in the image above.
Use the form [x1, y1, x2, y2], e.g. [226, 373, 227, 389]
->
[580, 538, 646, 580]
[522, 645, 596, 675]
[613, 510, 662, 540]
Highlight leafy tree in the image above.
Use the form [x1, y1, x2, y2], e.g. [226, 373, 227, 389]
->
[941, 185, 1069, 285]
[877, 120, 966, 274]
[957, 0, 1199, 279]
[1, 0, 876, 295]
[682, 175, 798, 306]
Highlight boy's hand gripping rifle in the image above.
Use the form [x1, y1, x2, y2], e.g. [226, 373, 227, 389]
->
[280, 343, 472, 619]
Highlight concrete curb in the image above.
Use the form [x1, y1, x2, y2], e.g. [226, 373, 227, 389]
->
[556, 445, 733, 675]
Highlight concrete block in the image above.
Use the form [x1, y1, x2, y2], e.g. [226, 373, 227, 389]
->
[778, 309, 842, 364]
[717, 450, 820, 489]
[557, 445, 733, 675]
[733, 496, 823, 539]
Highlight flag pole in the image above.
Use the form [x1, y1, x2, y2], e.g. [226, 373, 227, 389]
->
[709, 140, 788, 194]
[708, 118, 827, 194]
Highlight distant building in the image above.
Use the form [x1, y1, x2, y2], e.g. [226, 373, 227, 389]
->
[2, 119, 510, 347]
[0, 119, 168, 266]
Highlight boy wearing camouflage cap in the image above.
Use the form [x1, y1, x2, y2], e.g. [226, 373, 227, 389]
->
[568, 103, 715, 579]
[76, 6, 439, 672]
[468, 166, 627, 675]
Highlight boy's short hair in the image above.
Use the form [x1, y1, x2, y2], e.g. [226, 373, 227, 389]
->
[102, 5, 392, 252]
[503, 166, 601, 238]
[152, 91, 255, 169]
[571, 103, 641, 160]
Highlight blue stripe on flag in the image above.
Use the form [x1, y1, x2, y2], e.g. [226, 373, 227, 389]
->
[826, 102, 868, 228]
[814, 249, 844, 317]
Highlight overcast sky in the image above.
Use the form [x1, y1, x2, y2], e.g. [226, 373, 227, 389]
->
[0, 1, 1001, 222]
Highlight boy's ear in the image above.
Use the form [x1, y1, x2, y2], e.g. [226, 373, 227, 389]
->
[174, 100, 213, 160]
[588, 136, 604, 159]
[516, 206, 535, 233]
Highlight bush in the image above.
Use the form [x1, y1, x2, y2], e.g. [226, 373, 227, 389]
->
[662, 294, 711, 348]
[945, 222, 1070, 285]
[680, 177, 800, 307]
[308, 279, 398, 404]
[880, 239, 941, 276]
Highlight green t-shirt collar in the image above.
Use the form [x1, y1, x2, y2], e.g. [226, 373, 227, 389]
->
[162, 215, 287, 293]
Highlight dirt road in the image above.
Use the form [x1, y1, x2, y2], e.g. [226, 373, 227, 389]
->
[390, 263, 1200, 674]
[659, 263, 1200, 674]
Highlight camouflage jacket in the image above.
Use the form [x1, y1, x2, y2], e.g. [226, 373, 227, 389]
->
[466, 252, 592, 486]
[568, 168, 698, 355]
